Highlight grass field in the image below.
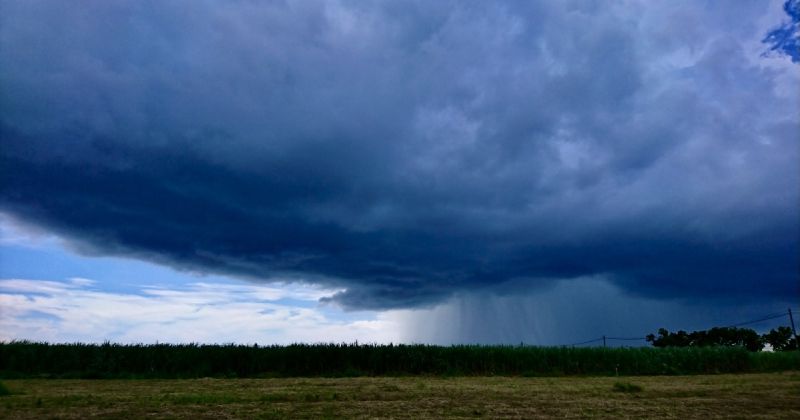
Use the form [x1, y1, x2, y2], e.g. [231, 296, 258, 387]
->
[1, 372, 798, 418]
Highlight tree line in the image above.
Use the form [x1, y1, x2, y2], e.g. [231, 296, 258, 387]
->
[646, 326, 798, 352]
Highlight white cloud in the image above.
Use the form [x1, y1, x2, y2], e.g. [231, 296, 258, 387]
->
[0, 278, 403, 344]
[68, 277, 95, 286]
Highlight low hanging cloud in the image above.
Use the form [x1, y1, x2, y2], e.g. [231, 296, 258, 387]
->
[1, 0, 798, 309]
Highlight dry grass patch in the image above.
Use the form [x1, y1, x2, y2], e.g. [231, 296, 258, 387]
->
[0, 372, 798, 418]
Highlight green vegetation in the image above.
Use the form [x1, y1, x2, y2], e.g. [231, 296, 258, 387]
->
[646, 326, 799, 351]
[763, 327, 799, 351]
[612, 381, 643, 392]
[1, 373, 798, 418]
[0, 381, 11, 396]
[1, 341, 797, 379]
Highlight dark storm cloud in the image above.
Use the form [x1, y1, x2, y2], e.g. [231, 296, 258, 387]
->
[1, 0, 798, 309]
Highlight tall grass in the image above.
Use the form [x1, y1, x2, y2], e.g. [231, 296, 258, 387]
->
[0, 341, 796, 378]
[0, 381, 11, 396]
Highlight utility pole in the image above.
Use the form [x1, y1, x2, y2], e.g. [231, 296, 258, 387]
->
[603, 335, 607, 348]
[789, 308, 799, 348]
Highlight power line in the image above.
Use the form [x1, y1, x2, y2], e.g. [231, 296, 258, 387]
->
[564, 337, 603, 347]
[727, 312, 788, 328]
[554, 308, 798, 348]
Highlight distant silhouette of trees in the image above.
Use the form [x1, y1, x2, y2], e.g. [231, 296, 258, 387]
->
[646, 327, 763, 351]
[647, 326, 798, 352]
[762, 326, 798, 351]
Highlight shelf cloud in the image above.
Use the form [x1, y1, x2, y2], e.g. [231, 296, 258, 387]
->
[1, 0, 797, 310]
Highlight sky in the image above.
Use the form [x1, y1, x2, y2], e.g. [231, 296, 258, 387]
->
[1, 0, 798, 345]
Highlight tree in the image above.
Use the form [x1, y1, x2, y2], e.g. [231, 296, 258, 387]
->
[646, 327, 764, 352]
[702, 327, 763, 352]
[762, 327, 798, 351]
[646, 328, 690, 348]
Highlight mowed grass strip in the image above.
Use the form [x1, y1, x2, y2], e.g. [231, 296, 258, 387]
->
[1, 372, 798, 419]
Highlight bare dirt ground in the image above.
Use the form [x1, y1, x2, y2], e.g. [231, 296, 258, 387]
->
[1, 372, 798, 419]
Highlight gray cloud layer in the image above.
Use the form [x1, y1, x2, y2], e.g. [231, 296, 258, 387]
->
[1, 0, 798, 309]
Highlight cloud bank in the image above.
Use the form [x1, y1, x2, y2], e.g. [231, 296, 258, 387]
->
[1, 0, 798, 309]
[0, 277, 399, 343]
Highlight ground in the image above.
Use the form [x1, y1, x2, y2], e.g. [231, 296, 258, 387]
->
[1, 372, 798, 418]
